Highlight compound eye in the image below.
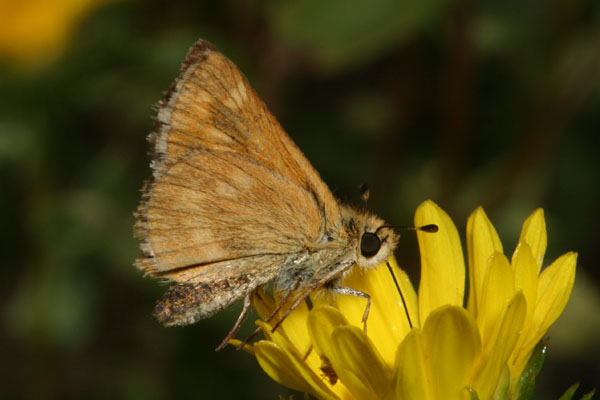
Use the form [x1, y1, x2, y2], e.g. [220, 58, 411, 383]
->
[360, 232, 381, 258]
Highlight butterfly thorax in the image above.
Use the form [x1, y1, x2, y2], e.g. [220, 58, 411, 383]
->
[272, 204, 399, 297]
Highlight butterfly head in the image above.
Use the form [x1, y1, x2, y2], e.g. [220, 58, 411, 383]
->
[340, 206, 399, 268]
[358, 214, 399, 267]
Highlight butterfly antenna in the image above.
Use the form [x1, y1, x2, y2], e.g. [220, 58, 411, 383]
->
[386, 260, 413, 328]
[358, 183, 370, 204]
[382, 223, 438, 329]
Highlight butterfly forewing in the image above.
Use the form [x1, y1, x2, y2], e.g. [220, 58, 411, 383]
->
[150, 41, 340, 227]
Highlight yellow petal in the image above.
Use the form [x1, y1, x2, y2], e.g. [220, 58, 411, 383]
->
[256, 319, 276, 342]
[254, 341, 305, 390]
[257, 318, 323, 378]
[535, 252, 577, 331]
[253, 289, 312, 354]
[511, 243, 538, 326]
[306, 307, 357, 398]
[335, 255, 417, 367]
[253, 288, 276, 321]
[254, 340, 339, 400]
[394, 329, 432, 400]
[328, 325, 392, 400]
[517, 209, 547, 271]
[307, 306, 349, 357]
[415, 200, 466, 323]
[392, 257, 420, 329]
[509, 252, 577, 380]
[477, 252, 515, 347]
[471, 292, 526, 399]
[228, 339, 255, 355]
[422, 306, 481, 400]
[466, 206, 503, 317]
[274, 293, 312, 355]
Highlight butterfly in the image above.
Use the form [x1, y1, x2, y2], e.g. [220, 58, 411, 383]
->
[134, 39, 417, 350]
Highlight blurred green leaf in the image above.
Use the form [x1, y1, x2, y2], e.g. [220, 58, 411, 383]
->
[558, 383, 596, 400]
[492, 365, 510, 400]
[559, 383, 580, 400]
[515, 341, 548, 400]
[466, 386, 480, 400]
[270, 0, 451, 72]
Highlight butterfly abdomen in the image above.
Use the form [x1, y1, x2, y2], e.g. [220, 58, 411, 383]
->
[154, 275, 253, 326]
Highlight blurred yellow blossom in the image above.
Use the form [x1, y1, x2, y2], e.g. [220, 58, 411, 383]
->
[0, 0, 113, 66]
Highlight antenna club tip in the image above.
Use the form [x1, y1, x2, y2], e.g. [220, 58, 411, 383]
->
[376, 224, 439, 234]
[419, 224, 439, 233]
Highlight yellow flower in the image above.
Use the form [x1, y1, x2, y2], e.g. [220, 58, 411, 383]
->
[233, 201, 576, 400]
[0, 0, 113, 66]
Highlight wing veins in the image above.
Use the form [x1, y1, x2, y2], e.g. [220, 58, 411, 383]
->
[188, 74, 252, 145]
[153, 251, 287, 278]
[207, 152, 314, 226]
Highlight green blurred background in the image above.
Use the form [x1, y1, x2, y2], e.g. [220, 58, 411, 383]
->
[1, 0, 599, 398]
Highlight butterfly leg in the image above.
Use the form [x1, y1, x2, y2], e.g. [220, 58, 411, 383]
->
[216, 292, 253, 352]
[235, 283, 301, 350]
[331, 286, 371, 333]
[302, 344, 313, 361]
[270, 280, 322, 333]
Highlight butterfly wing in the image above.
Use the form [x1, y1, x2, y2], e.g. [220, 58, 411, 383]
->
[136, 149, 328, 325]
[150, 40, 340, 227]
[135, 40, 342, 324]
[137, 150, 323, 281]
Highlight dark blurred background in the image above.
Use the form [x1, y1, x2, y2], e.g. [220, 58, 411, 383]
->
[1, 0, 599, 398]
